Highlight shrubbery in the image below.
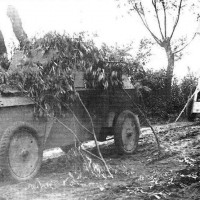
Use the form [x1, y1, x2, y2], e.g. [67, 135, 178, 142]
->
[137, 68, 198, 119]
[0, 32, 143, 117]
[0, 31, 197, 121]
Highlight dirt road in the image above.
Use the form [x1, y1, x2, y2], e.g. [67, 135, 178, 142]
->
[0, 121, 200, 200]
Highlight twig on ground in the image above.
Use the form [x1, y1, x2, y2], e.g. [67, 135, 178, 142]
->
[55, 93, 113, 178]
[175, 93, 195, 122]
[76, 92, 113, 178]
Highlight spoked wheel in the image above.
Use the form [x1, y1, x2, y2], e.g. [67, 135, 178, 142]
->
[114, 110, 140, 155]
[0, 123, 43, 181]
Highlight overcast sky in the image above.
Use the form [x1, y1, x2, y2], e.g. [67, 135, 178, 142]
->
[0, 0, 200, 78]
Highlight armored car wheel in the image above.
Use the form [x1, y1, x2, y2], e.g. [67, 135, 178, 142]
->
[0, 123, 43, 181]
[114, 110, 140, 155]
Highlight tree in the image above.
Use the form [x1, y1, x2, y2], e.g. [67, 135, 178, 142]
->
[0, 30, 7, 56]
[121, 0, 199, 110]
[0, 30, 9, 71]
[135, 38, 154, 65]
[7, 5, 28, 48]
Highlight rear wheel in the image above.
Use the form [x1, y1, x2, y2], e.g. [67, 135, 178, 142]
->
[114, 110, 140, 155]
[0, 123, 43, 181]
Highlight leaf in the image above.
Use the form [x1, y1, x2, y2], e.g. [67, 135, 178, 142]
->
[143, 86, 151, 92]
[79, 50, 84, 58]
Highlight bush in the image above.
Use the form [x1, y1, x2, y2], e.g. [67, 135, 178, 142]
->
[2, 32, 142, 117]
[137, 68, 198, 119]
[138, 69, 167, 118]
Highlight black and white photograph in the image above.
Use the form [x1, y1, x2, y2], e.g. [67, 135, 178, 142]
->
[0, 0, 200, 199]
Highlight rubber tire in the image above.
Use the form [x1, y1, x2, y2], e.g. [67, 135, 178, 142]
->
[0, 122, 43, 182]
[114, 110, 140, 155]
[186, 98, 197, 122]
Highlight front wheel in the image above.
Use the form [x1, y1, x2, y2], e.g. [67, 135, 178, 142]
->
[114, 110, 140, 155]
[0, 123, 43, 181]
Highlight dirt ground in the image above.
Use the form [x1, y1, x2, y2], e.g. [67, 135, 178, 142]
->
[1, 121, 200, 200]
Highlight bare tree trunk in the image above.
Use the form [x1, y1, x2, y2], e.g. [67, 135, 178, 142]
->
[7, 5, 28, 49]
[0, 30, 7, 56]
[164, 43, 175, 112]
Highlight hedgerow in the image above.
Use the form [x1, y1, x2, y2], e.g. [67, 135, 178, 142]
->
[137, 68, 198, 119]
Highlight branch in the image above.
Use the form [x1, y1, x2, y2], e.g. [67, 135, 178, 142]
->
[161, 0, 167, 37]
[63, 102, 94, 135]
[0, 30, 7, 55]
[175, 92, 195, 122]
[169, 0, 183, 40]
[19, 87, 113, 178]
[7, 5, 28, 49]
[76, 93, 113, 178]
[173, 31, 198, 54]
[152, 0, 164, 40]
[60, 94, 113, 178]
[133, 3, 162, 45]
